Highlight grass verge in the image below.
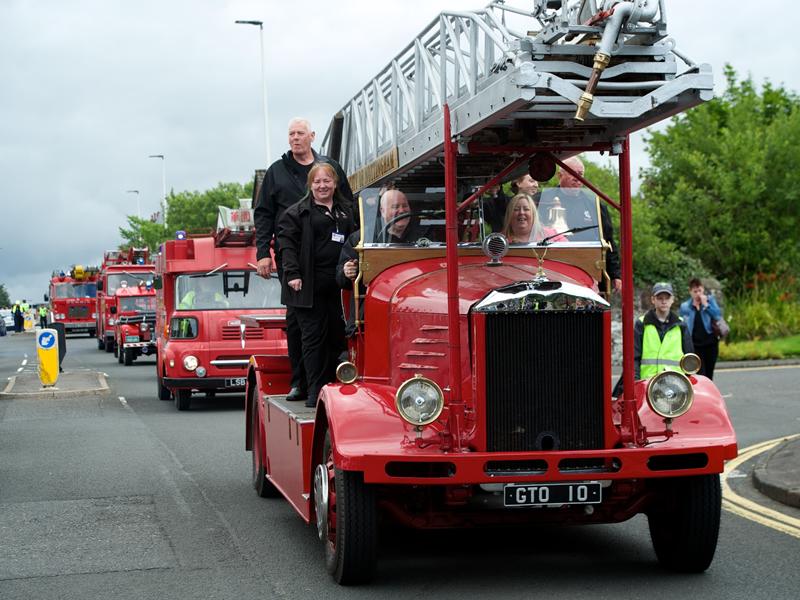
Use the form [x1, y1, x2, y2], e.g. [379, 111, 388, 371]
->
[719, 334, 800, 361]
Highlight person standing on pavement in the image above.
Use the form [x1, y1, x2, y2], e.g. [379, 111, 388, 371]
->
[12, 301, 23, 333]
[277, 163, 356, 408]
[254, 118, 353, 402]
[679, 278, 723, 380]
[38, 305, 48, 328]
[634, 282, 693, 380]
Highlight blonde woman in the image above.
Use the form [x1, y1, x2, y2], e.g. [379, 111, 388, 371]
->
[501, 193, 566, 244]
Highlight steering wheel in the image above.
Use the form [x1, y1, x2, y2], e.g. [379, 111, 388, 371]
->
[379, 211, 424, 243]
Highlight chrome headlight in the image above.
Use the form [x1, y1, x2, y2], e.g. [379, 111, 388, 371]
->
[183, 355, 198, 371]
[395, 376, 444, 426]
[108, 318, 115, 325]
[140, 323, 150, 332]
[336, 361, 358, 384]
[646, 371, 693, 419]
[680, 353, 701, 375]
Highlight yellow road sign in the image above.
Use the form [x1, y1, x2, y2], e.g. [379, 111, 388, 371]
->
[36, 328, 59, 386]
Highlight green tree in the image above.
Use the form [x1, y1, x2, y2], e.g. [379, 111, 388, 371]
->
[0, 283, 11, 307]
[166, 181, 253, 234]
[640, 66, 800, 292]
[118, 180, 255, 252]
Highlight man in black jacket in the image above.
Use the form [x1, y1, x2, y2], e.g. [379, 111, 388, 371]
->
[254, 118, 353, 401]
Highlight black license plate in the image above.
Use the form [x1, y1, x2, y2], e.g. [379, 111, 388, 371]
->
[225, 377, 247, 387]
[504, 482, 602, 507]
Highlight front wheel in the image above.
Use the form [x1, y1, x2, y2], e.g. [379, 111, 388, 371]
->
[314, 430, 377, 585]
[123, 348, 133, 366]
[648, 474, 721, 572]
[97, 336, 105, 351]
[174, 389, 191, 411]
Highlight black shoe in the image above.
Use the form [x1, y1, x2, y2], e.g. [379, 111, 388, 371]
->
[285, 386, 307, 401]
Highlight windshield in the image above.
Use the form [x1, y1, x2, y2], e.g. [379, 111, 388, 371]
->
[175, 270, 282, 311]
[54, 282, 97, 298]
[119, 296, 156, 313]
[356, 186, 602, 248]
[107, 272, 154, 295]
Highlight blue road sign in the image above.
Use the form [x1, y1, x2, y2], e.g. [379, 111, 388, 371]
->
[38, 331, 56, 349]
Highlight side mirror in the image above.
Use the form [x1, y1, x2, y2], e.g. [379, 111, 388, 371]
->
[43, 294, 49, 302]
[110, 306, 117, 314]
[97, 280, 104, 292]
[153, 275, 163, 290]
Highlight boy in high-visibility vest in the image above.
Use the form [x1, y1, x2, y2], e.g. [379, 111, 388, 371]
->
[633, 282, 694, 380]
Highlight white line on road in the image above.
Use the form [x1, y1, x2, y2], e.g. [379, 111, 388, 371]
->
[16, 367, 23, 372]
[21, 359, 27, 366]
[118, 396, 129, 408]
[723, 434, 800, 539]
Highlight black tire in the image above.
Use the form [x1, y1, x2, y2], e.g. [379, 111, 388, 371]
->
[648, 474, 721, 573]
[123, 348, 133, 366]
[316, 430, 377, 585]
[174, 389, 191, 411]
[157, 371, 171, 401]
[98, 336, 106, 351]
[105, 339, 114, 353]
[117, 345, 123, 363]
[250, 391, 280, 498]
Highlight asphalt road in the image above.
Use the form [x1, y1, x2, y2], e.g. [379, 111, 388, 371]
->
[1, 333, 798, 599]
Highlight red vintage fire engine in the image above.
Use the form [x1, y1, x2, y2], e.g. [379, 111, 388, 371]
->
[113, 282, 157, 366]
[243, 1, 737, 585]
[96, 248, 154, 353]
[45, 265, 99, 336]
[155, 199, 286, 410]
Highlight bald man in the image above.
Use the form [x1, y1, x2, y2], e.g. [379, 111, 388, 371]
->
[377, 189, 429, 243]
[557, 156, 622, 292]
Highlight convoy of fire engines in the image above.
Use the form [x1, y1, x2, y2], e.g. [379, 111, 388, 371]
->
[32, 0, 740, 588]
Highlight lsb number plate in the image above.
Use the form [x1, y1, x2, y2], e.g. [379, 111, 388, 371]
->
[504, 482, 602, 507]
[225, 377, 247, 387]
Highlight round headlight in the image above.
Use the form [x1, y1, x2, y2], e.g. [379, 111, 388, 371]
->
[646, 371, 694, 418]
[680, 353, 701, 375]
[183, 355, 198, 371]
[336, 361, 358, 384]
[140, 323, 150, 332]
[395, 376, 444, 426]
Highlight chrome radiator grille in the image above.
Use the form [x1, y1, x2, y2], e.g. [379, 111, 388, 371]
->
[484, 311, 605, 452]
[67, 305, 89, 318]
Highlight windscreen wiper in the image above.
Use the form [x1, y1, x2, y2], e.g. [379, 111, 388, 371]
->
[539, 225, 598, 246]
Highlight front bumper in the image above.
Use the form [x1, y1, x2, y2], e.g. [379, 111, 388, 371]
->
[63, 322, 94, 333]
[163, 377, 246, 391]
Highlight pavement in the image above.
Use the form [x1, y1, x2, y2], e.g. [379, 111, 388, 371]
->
[1, 369, 109, 398]
[753, 436, 800, 509]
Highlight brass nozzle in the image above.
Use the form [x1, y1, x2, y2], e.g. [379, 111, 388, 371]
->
[574, 52, 611, 121]
[575, 92, 594, 122]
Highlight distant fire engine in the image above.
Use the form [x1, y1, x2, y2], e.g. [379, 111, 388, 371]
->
[154, 198, 287, 410]
[113, 282, 157, 366]
[96, 248, 155, 353]
[45, 265, 99, 336]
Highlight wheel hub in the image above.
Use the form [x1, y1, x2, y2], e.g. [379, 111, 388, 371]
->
[313, 463, 329, 541]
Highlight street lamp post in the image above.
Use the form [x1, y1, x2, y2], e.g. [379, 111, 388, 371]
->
[126, 189, 141, 219]
[235, 19, 272, 166]
[148, 154, 167, 224]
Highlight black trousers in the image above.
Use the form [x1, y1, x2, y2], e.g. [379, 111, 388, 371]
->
[285, 306, 306, 391]
[294, 289, 346, 407]
[695, 342, 719, 380]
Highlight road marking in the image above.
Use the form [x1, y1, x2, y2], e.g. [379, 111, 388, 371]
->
[722, 434, 800, 539]
[718, 365, 800, 373]
[16, 367, 23, 372]
[21, 359, 27, 366]
[118, 396, 129, 408]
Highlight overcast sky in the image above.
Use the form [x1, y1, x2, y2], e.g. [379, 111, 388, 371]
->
[1, 0, 797, 303]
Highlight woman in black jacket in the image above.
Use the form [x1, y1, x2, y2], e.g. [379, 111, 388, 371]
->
[276, 163, 355, 408]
